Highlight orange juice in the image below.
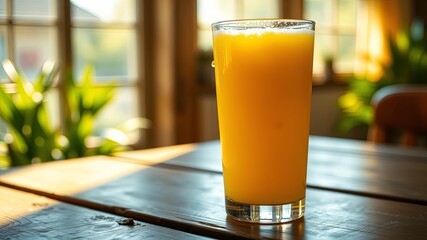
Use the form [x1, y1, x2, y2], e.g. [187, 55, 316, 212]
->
[213, 23, 314, 206]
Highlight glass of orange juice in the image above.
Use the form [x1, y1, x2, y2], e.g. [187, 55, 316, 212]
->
[211, 19, 315, 224]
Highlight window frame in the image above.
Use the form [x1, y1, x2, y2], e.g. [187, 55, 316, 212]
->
[1, 0, 150, 148]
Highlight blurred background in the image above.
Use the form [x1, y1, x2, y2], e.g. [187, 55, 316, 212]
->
[0, 0, 426, 153]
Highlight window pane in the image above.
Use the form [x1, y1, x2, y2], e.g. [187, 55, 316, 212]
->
[304, 0, 333, 28]
[312, 35, 336, 75]
[71, 0, 136, 24]
[198, 29, 213, 52]
[0, 0, 6, 19]
[197, 0, 237, 28]
[94, 87, 142, 143]
[304, 0, 358, 76]
[13, 0, 56, 21]
[337, 0, 357, 29]
[14, 26, 57, 80]
[336, 35, 356, 73]
[0, 27, 6, 81]
[197, 0, 237, 51]
[95, 87, 144, 145]
[242, 0, 280, 19]
[197, 0, 281, 50]
[73, 28, 137, 83]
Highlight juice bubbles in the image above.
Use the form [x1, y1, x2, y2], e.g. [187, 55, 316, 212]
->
[212, 20, 314, 210]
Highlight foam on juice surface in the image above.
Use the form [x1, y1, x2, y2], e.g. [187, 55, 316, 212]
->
[213, 20, 315, 36]
[214, 28, 314, 37]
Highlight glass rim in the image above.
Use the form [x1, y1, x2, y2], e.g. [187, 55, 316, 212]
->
[211, 18, 315, 31]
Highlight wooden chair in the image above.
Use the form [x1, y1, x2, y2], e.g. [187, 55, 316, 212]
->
[368, 84, 427, 147]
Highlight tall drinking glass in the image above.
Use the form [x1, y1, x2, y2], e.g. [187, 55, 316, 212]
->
[211, 19, 315, 224]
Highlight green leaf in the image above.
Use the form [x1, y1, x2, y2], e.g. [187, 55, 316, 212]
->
[7, 127, 29, 159]
[1, 61, 139, 166]
[14, 73, 35, 109]
[36, 101, 53, 134]
[0, 84, 25, 133]
[77, 112, 94, 142]
[338, 22, 427, 136]
[91, 86, 116, 115]
[81, 70, 93, 107]
[116, 117, 151, 133]
[65, 71, 80, 121]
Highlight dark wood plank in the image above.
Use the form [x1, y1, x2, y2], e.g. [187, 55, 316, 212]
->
[115, 136, 427, 172]
[306, 140, 427, 205]
[309, 135, 427, 158]
[1, 158, 427, 239]
[114, 141, 220, 175]
[0, 186, 211, 240]
[115, 136, 427, 204]
[74, 166, 427, 239]
[114, 143, 217, 172]
[309, 136, 427, 204]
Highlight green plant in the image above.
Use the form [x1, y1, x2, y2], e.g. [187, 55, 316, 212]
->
[0, 61, 149, 168]
[62, 66, 117, 158]
[338, 21, 427, 136]
[0, 60, 58, 166]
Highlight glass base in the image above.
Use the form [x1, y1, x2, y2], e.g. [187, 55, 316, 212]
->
[225, 197, 305, 224]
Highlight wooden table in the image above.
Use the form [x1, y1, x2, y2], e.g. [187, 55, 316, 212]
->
[1, 136, 427, 239]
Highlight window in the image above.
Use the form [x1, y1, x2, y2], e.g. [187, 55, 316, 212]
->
[197, 0, 280, 88]
[197, 0, 361, 83]
[71, 0, 141, 136]
[0, 0, 145, 146]
[197, 0, 281, 51]
[304, 0, 358, 80]
[0, 0, 57, 80]
[196, 0, 281, 141]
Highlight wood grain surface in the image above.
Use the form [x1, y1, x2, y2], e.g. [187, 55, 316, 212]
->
[1, 148, 427, 239]
[0, 186, 212, 239]
[115, 136, 427, 205]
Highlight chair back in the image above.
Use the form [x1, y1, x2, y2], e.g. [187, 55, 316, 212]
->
[369, 84, 427, 147]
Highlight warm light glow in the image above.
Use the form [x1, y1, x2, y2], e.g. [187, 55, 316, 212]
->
[339, 92, 362, 113]
[2, 59, 36, 94]
[368, 20, 385, 63]
[365, 61, 383, 82]
[0, 186, 58, 226]
[354, 0, 389, 81]
[71, 0, 119, 21]
[115, 144, 196, 164]
[2, 59, 19, 81]
[32, 92, 43, 103]
[103, 128, 129, 145]
[0, 145, 195, 196]
[42, 60, 55, 74]
[365, 17, 386, 81]
[0, 156, 143, 196]
[0, 145, 196, 227]
[117, 118, 151, 133]
[197, 0, 233, 26]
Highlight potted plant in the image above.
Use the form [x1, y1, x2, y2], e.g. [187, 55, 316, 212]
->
[0, 60, 149, 167]
[338, 21, 427, 137]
